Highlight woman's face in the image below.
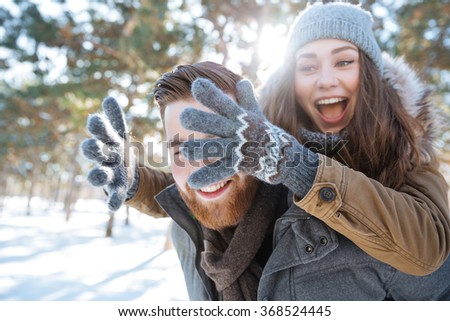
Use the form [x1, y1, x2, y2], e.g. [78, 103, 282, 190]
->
[294, 39, 360, 134]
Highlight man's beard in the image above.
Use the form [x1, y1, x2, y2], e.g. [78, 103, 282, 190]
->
[178, 176, 259, 231]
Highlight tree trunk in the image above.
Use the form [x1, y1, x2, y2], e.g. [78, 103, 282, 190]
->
[53, 175, 62, 204]
[125, 206, 130, 225]
[106, 210, 115, 237]
[64, 146, 81, 222]
[0, 172, 9, 210]
[26, 179, 35, 216]
[64, 173, 77, 222]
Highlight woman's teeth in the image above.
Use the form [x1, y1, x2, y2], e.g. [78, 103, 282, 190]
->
[316, 97, 346, 105]
[315, 97, 348, 121]
[200, 181, 228, 193]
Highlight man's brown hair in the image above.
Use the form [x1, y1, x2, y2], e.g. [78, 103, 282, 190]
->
[152, 61, 242, 123]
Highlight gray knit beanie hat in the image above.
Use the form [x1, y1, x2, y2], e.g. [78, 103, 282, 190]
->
[287, 2, 383, 72]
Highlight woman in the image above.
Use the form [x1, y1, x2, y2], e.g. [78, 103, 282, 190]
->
[259, 1, 450, 275]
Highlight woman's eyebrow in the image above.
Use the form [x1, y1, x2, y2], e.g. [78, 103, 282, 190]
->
[296, 45, 358, 60]
[331, 46, 359, 55]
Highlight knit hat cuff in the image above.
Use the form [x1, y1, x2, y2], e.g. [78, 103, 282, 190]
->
[293, 19, 383, 72]
[287, 3, 383, 73]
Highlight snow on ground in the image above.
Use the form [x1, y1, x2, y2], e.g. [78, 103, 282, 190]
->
[0, 196, 189, 301]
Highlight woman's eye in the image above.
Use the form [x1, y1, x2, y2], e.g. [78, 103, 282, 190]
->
[336, 60, 354, 67]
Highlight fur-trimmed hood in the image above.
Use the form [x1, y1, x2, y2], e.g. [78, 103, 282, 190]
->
[382, 52, 442, 164]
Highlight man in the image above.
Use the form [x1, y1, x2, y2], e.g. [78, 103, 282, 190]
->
[152, 62, 288, 300]
[82, 61, 287, 300]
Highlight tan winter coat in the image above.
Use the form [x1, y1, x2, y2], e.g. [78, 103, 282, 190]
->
[125, 167, 173, 218]
[126, 54, 450, 276]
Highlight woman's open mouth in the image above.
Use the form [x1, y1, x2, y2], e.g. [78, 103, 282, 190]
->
[315, 97, 349, 124]
[196, 179, 232, 199]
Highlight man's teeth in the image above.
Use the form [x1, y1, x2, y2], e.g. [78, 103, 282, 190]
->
[317, 97, 346, 105]
[200, 181, 227, 193]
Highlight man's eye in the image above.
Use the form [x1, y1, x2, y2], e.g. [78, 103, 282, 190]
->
[297, 65, 316, 73]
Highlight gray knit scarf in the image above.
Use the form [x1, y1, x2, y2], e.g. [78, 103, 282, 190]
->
[298, 128, 349, 157]
[200, 183, 282, 301]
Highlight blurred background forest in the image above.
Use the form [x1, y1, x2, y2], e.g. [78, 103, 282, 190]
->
[0, 0, 449, 224]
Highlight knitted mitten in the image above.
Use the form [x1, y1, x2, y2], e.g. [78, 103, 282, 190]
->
[80, 97, 138, 211]
[180, 78, 319, 198]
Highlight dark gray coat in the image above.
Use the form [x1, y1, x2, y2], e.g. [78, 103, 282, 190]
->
[156, 184, 450, 301]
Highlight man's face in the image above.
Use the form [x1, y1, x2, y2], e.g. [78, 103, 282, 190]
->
[164, 98, 259, 230]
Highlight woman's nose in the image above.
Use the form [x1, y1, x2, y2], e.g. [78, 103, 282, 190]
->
[317, 67, 339, 89]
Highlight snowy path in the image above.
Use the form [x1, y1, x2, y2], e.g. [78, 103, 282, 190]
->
[0, 197, 189, 301]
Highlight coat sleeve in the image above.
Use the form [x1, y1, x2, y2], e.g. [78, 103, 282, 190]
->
[294, 154, 450, 276]
[124, 165, 174, 218]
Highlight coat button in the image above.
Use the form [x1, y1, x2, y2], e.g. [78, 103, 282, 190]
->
[320, 237, 328, 245]
[319, 187, 335, 202]
[305, 244, 314, 253]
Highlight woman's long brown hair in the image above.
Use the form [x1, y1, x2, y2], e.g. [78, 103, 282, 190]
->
[260, 52, 423, 190]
